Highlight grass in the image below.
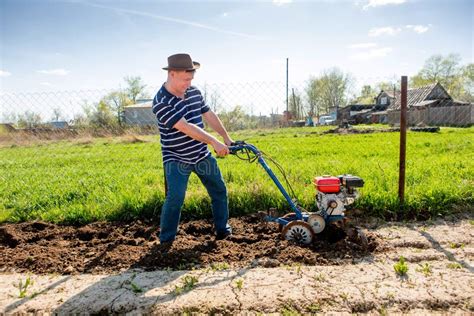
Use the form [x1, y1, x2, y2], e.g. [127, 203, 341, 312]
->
[1, 126, 473, 224]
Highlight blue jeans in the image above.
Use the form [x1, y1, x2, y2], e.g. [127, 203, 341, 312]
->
[160, 155, 231, 242]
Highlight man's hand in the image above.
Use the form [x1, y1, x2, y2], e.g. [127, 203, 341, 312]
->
[212, 140, 230, 157]
[223, 136, 234, 146]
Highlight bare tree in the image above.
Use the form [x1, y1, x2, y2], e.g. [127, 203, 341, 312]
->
[124, 76, 147, 104]
[306, 68, 353, 117]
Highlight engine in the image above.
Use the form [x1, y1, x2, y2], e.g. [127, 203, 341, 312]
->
[313, 175, 364, 216]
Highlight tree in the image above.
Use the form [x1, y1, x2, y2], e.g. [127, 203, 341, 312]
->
[52, 107, 63, 121]
[90, 100, 117, 128]
[352, 85, 377, 104]
[102, 91, 131, 125]
[459, 63, 474, 102]
[16, 111, 42, 128]
[411, 54, 465, 98]
[305, 76, 319, 117]
[306, 68, 353, 117]
[289, 88, 304, 120]
[375, 81, 398, 95]
[124, 76, 147, 104]
[201, 84, 222, 113]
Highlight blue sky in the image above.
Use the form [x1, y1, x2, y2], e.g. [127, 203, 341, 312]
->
[0, 0, 472, 96]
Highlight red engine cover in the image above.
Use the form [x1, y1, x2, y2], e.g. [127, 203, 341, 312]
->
[314, 176, 341, 193]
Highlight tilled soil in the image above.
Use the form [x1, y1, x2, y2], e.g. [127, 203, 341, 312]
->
[0, 215, 380, 274]
[1, 215, 472, 314]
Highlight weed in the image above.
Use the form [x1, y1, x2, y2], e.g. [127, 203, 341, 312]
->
[130, 282, 143, 293]
[378, 306, 388, 316]
[416, 262, 432, 276]
[306, 303, 322, 312]
[449, 242, 465, 249]
[293, 263, 302, 275]
[447, 262, 463, 270]
[174, 275, 199, 295]
[211, 262, 230, 271]
[18, 276, 33, 298]
[313, 273, 326, 282]
[280, 299, 300, 315]
[176, 263, 188, 270]
[235, 278, 244, 290]
[394, 256, 408, 276]
[340, 292, 349, 301]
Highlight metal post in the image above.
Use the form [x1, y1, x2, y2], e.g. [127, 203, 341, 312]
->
[398, 76, 408, 205]
[286, 58, 289, 113]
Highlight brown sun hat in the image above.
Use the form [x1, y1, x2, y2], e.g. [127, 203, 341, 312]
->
[162, 53, 200, 71]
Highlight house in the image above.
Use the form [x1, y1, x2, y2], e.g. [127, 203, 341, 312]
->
[47, 121, 69, 129]
[375, 89, 396, 108]
[123, 99, 156, 126]
[387, 83, 473, 126]
[339, 104, 387, 124]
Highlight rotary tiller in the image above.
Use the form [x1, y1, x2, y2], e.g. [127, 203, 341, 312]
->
[228, 141, 368, 248]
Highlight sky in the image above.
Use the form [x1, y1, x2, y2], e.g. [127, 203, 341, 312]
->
[0, 0, 472, 116]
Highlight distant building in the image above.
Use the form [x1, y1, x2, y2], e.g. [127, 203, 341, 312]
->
[123, 99, 156, 126]
[387, 83, 473, 126]
[340, 104, 387, 124]
[342, 83, 472, 126]
[47, 121, 69, 129]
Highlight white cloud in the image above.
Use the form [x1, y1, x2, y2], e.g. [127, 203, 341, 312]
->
[369, 26, 401, 37]
[40, 82, 53, 86]
[363, 0, 406, 10]
[0, 70, 12, 77]
[351, 47, 393, 60]
[349, 42, 378, 49]
[273, 0, 292, 6]
[406, 24, 431, 34]
[37, 69, 69, 76]
[221, 12, 228, 18]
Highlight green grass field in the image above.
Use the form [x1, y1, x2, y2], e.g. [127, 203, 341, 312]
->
[1, 126, 473, 224]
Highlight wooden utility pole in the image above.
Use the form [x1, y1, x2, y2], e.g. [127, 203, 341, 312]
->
[398, 76, 408, 205]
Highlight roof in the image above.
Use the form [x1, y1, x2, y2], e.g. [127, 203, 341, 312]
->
[389, 83, 452, 110]
[125, 101, 153, 109]
[350, 109, 373, 116]
[375, 90, 396, 99]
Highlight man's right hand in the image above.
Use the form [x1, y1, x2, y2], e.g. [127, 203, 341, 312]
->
[212, 140, 230, 157]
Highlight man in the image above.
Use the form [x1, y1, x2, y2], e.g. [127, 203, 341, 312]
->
[152, 53, 233, 245]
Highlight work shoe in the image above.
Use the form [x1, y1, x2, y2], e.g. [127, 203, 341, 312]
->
[158, 241, 173, 253]
[216, 231, 232, 240]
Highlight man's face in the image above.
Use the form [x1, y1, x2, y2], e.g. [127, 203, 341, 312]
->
[170, 70, 195, 95]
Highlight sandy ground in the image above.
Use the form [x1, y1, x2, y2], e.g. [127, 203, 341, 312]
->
[1, 215, 473, 314]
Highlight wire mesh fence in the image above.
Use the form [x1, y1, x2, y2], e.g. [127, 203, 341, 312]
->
[0, 80, 472, 224]
[1, 80, 472, 138]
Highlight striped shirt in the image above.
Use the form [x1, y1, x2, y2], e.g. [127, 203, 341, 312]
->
[152, 84, 211, 165]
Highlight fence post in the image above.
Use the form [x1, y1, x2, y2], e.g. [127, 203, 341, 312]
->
[398, 76, 408, 206]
